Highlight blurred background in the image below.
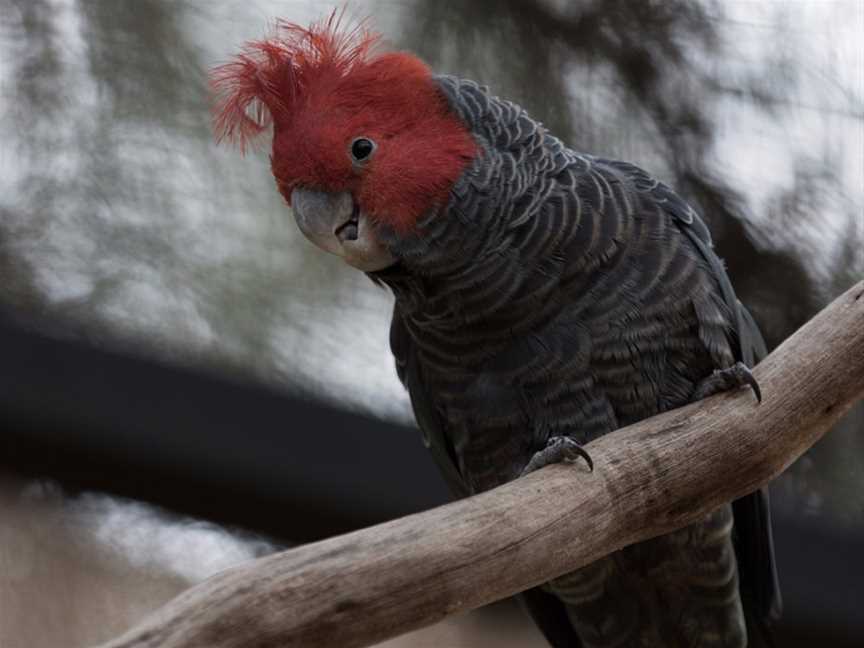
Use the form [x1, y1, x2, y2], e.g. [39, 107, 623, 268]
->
[0, 0, 862, 646]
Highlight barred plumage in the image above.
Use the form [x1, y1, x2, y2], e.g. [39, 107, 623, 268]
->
[377, 76, 780, 647]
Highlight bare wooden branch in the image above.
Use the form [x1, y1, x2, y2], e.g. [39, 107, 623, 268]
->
[97, 281, 864, 648]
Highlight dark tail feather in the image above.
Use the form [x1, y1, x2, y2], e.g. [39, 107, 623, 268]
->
[517, 587, 583, 647]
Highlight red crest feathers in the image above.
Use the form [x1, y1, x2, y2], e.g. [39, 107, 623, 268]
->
[210, 12, 477, 231]
[210, 11, 380, 151]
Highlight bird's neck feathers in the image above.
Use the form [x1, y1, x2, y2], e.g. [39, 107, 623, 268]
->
[371, 76, 573, 334]
[370, 145, 568, 349]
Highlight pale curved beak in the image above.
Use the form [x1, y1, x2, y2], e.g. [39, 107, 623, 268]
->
[291, 189, 396, 272]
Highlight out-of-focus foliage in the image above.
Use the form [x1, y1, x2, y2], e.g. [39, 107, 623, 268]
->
[0, 0, 861, 527]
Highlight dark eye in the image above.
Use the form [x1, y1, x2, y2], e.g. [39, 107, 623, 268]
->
[350, 137, 376, 163]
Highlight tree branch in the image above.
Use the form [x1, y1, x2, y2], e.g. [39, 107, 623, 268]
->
[97, 282, 864, 648]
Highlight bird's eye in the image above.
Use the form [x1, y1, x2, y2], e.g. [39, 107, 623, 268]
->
[350, 137, 376, 163]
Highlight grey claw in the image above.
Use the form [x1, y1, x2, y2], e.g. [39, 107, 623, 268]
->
[521, 436, 594, 476]
[566, 443, 594, 472]
[693, 361, 761, 404]
[743, 370, 762, 404]
[729, 361, 761, 403]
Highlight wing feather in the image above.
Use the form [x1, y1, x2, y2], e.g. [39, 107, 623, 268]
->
[390, 304, 468, 498]
[612, 160, 783, 638]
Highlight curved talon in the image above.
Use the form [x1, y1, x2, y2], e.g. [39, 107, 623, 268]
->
[742, 370, 762, 404]
[563, 442, 594, 472]
[693, 361, 761, 404]
[521, 436, 594, 477]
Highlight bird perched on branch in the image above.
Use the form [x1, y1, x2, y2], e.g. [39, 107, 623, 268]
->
[212, 13, 781, 647]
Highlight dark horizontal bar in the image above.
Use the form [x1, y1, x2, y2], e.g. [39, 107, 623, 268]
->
[0, 314, 450, 542]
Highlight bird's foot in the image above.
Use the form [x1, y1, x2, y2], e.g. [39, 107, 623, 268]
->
[520, 436, 593, 476]
[693, 361, 761, 403]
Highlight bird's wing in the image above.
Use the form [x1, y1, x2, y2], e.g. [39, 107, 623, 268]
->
[390, 303, 468, 499]
[729, 307, 783, 642]
[662, 179, 782, 638]
[608, 159, 783, 639]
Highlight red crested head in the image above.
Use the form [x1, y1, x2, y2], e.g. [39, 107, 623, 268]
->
[211, 13, 476, 233]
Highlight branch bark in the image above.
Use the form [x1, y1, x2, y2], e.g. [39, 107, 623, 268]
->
[97, 281, 864, 648]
